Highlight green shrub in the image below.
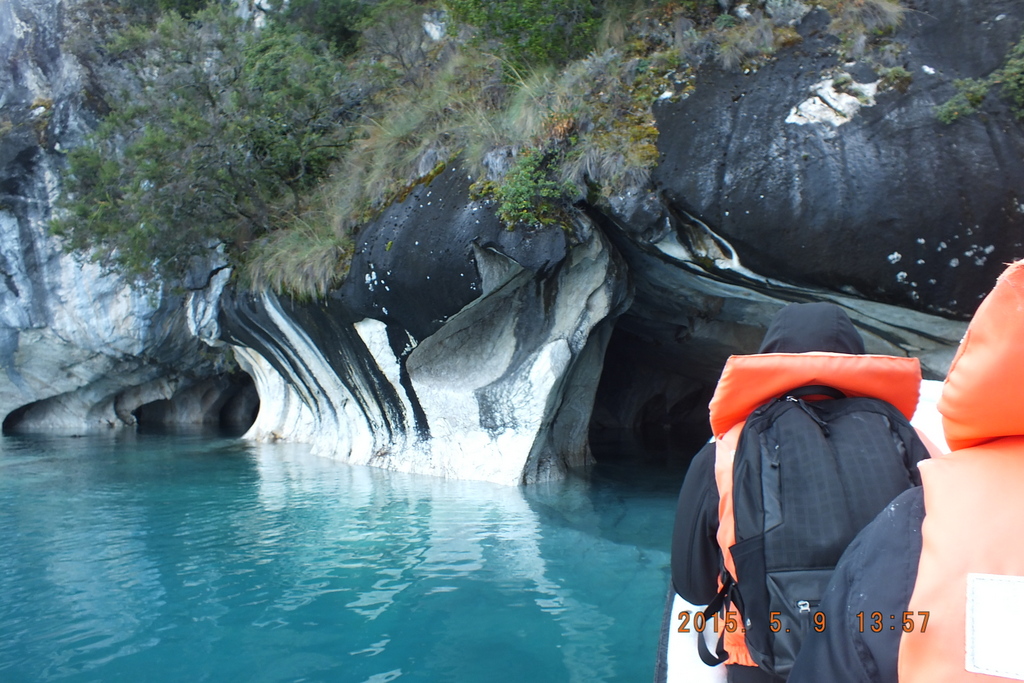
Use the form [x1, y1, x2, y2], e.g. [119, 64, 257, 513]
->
[493, 149, 574, 228]
[444, 0, 604, 69]
[713, 13, 738, 30]
[267, 0, 367, 54]
[878, 65, 911, 92]
[53, 7, 352, 283]
[935, 79, 989, 124]
[998, 39, 1024, 118]
[121, 0, 212, 19]
[833, 72, 853, 89]
[934, 32, 1024, 123]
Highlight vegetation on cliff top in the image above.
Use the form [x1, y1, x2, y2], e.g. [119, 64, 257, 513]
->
[935, 34, 1024, 124]
[54, 9, 352, 287]
[53, 0, 907, 298]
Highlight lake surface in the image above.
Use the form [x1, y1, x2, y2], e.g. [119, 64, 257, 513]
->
[0, 431, 685, 682]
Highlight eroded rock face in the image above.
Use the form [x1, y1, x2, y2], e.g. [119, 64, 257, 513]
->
[216, 168, 631, 485]
[652, 1, 1024, 319]
[592, 203, 968, 459]
[0, 0, 238, 434]
[585, 0, 1022, 458]
[5, 0, 1012, 484]
[131, 373, 259, 431]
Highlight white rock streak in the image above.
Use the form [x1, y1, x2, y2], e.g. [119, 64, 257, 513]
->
[234, 223, 624, 485]
[786, 77, 879, 127]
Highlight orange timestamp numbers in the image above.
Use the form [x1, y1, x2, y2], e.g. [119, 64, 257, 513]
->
[676, 610, 930, 634]
[855, 611, 930, 633]
[677, 610, 745, 633]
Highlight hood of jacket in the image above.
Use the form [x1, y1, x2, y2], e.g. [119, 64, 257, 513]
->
[939, 260, 1024, 451]
[756, 302, 866, 355]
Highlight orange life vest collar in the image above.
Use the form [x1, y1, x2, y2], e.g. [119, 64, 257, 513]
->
[938, 260, 1024, 451]
[709, 352, 922, 439]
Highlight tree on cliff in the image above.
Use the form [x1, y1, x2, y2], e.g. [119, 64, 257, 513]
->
[53, 0, 914, 297]
[53, 5, 355, 284]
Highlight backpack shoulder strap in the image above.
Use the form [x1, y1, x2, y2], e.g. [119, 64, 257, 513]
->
[697, 577, 733, 666]
[714, 421, 746, 582]
[710, 421, 759, 668]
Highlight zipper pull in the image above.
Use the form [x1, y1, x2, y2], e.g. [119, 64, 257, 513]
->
[795, 399, 831, 436]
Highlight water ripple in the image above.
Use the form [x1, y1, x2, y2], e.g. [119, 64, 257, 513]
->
[0, 434, 681, 682]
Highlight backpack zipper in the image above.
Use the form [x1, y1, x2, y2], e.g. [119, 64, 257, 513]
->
[785, 397, 831, 436]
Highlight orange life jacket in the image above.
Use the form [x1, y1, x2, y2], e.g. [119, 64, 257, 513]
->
[898, 439, 1024, 682]
[898, 260, 1024, 681]
[710, 351, 924, 666]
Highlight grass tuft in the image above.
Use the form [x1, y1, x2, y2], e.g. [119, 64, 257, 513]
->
[242, 187, 355, 299]
[716, 11, 776, 70]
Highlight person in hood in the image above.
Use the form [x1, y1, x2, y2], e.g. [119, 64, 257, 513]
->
[788, 260, 1024, 683]
[668, 302, 929, 683]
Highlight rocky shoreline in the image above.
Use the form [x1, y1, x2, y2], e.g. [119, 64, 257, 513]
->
[3, 0, 1019, 483]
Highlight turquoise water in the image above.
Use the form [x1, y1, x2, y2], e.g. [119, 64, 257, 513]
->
[0, 432, 684, 682]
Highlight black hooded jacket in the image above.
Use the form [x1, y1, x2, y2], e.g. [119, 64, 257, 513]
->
[670, 302, 867, 604]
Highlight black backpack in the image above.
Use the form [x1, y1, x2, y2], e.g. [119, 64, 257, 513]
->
[699, 386, 930, 677]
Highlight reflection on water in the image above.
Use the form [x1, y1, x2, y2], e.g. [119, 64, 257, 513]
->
[0, 433, 684, 682]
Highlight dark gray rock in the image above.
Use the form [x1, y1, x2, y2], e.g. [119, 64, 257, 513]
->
[131, 373, 258, 430]
[652, 1, 1024, 318]
[338, 161, 569, 341]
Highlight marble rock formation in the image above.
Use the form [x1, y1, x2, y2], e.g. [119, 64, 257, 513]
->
[7, 0, 1020, 485]
[0, 0, 243, 434]
[591, 203, 968, 453]
[212, 166, 631, 485]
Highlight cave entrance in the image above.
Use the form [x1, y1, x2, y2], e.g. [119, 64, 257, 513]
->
[3, 400, 41, 435]
[2, 373, 260, 436]
[588, 319, 725, 474]
[134, 372, 260, 436]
